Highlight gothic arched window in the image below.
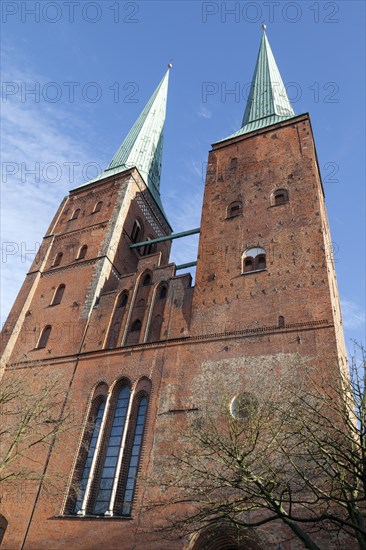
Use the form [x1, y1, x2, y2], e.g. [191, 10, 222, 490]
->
[37, 325, 52, 349]
[66, 378, 150, 518]
[70, 208, 80, 220]
[142, 273, 151, 286]
[242, 247, 266, 274]
[159, 285, 167, 300]
[93, 201, 103, 213]
[93, 385, 131, 515]
[51, 284, 65, 306]
[52, 252, 63, 267]
[73, 399, 106, 514]
[77, 245, 88, 260]
[118, 293, 128, 308]
[131, 220, 143, 244]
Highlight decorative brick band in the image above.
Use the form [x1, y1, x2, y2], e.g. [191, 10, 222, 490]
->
[8, 319, 332, 369]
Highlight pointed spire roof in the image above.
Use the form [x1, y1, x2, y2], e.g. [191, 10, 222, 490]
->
[74, 68, 170, 219]
[219, 29, 295, 141]
[104, 69, 170, 213]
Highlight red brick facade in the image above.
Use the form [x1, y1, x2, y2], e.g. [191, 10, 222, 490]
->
[0, 113, 347, 549]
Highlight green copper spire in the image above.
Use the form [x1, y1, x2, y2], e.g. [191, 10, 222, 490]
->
[220, 28, 295, 141]
[74, 68, 170, 218]
[104, 68, 170, 213]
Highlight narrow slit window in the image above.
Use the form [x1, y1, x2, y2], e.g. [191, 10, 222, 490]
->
[118, 293, 128, 308]
[142, 273, 151, 287]
[51, 284, 65, 306]
[37, 325, 52, 349]
[159, 285, 167, 300]
[131, 220, 142, 244]
[53, 252, 63, 267]
[70, 209, 80, 220]
[77, 245, 88, 260]
[93, 201, 103, 213]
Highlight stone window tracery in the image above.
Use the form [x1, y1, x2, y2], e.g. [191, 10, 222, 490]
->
[66, 379, 150, 518]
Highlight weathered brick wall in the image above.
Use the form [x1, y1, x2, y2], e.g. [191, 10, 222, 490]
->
[0, 116, 348, 549]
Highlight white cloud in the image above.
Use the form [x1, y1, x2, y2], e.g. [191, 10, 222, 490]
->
[341, 299, 366, 330]
[1, 49, 103, 325]
[197, 105, 212, 119]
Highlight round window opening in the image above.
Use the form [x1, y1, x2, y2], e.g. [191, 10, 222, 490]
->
[230, 393, 257, 419]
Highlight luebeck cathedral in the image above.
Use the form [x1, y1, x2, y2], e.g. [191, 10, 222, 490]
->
[0, 30, 347, 549]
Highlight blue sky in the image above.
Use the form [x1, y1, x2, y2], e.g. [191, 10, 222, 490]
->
[1, 0, 365, 350]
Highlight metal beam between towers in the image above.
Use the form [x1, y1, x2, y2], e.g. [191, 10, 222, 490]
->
[129, 228, 200, 249]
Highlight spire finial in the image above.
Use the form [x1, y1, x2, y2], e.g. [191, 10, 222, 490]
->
[168, 63, 173, 69]
[261, 23, 266, 31]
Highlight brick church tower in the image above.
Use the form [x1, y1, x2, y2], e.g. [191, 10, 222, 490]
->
[0, 30, 347, 549]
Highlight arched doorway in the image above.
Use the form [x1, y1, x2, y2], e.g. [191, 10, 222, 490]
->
[189, 523, 263, 550]
[0, 514, 8, 545]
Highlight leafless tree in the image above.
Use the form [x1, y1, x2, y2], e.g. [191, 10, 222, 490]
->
[0, 365, 73, 498]
[150, 344, 366, 550]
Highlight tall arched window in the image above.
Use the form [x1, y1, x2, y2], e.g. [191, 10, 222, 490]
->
[70, 208, 80, 220]
[0, 515, 8, 545]
[93, 201, 103, 213]
[73, 399, 106, 514]
[272, 188, 289, 206]
[106, 291, 129, 349]
[242, 247, 266, 274]
[120, 395, 148, 516]
[77, 245, 88, 260]
[37, 325, 52, 349]
[66, 378, 150, 518]
[51, 284, 65, 306]
[52, 252, 63, 267]
[93, 385, 131, 515]
[131, 220, 142, 244]
[278, 315, 285, 328]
